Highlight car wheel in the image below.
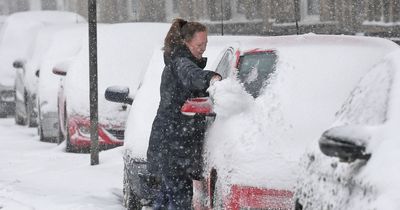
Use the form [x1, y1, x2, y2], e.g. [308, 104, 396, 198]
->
[26, 98, 37, 127]
[65, 129, 76, 153]
[0, 111, 7, 118]
[38, 124, 45, 142]
[123, 164, 142, 210]
[15, 111, 26, 125]
[210, 169, 225, 209]
[57, 124, 64, 144]
[56, 104, 65, 144]
[38, 123, 55, 143]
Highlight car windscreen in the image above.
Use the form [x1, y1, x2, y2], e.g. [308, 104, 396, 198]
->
[237, 51, 277, 98]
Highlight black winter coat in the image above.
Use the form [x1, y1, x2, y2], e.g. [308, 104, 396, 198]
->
[147, 45, 219, 179]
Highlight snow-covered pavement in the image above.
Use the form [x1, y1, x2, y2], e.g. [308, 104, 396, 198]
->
[0, 118, 125, 210]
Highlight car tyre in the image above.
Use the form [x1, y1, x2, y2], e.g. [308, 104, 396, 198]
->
[123, 164, 142, 210]
[15, 112, 26, 125]
[0, 111, 7, 118]
[38, 124, 56, 143]
[26, 98, 37, 127]
[56, 103, 65, 144]
[65, 129, 76, 153]
[211, 169, 224, 209]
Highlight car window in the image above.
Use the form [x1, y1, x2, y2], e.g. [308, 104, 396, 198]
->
[335, 62, 394, 125]
[237, 51, 277, 98]
[215, 47, 234, 79]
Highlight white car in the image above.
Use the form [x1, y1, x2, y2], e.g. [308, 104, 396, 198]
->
[36, 24, 87, 142]
[187, 35, 399, 209]
[294, 50, 400, 209]
[3, 11, 85, 126]
[55, 23, 169, 152]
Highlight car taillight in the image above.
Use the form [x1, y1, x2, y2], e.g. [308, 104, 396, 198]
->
[181, 97, 215, 116]
[226, 185, 294, 210]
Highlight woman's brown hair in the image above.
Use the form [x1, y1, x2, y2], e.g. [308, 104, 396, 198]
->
[163, 18, 207, 56]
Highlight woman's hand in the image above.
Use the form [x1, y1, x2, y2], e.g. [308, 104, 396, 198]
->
[209, 75, 222, 86]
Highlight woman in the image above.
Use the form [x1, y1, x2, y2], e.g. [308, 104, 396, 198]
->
[147, 18, 221, 209]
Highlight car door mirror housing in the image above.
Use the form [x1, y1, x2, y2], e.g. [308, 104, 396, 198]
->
[319, 126, 371, 163]
[104, 86, 133, 105]
[181, 97, 215, 117]
[13, 59, 25, 69]
[52, 67, 67, 76]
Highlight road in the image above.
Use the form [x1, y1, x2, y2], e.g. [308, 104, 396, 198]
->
[0, 118, 125, 210]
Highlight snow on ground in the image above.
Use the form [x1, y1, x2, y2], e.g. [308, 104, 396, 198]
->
[0, 118, 124, 210]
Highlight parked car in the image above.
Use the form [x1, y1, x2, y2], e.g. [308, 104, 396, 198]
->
[104, 36, 256, 209]
[294, 49, 400, 210]
[54, 23, 169, 152]
[6, 11, 85, 126]
[36, 24, 86, 142]
[191, 35, 400, 210]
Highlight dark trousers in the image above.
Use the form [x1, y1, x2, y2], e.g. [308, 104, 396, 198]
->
[153, 171, 193, 210]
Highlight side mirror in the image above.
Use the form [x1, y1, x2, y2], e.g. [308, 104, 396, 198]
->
[35, 69, 40, 77]
[13, 60, 25, 69]
[319, 126, 371, 163]
[181, 97, 215, 117]
[52, 67, 67, 76]
[104, 86, 133, 105]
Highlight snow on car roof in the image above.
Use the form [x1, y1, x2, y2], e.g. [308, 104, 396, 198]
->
[5, 10, 85, 25]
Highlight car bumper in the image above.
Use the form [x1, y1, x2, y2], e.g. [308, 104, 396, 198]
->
[0, 101, 15, 115]
[124, 154, 159, 204]
[193, 180, 294, 210]
[0, 89, 15, 115]
[68, 115, 124, 150]
[39, 111, 58, 138]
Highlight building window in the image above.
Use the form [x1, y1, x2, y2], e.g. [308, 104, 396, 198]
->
[307, 0, 320, 15]
[41, 0, 57, 10]
[301, 0, 320, 22]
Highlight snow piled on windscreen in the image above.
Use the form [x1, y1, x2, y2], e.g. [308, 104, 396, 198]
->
[204, 34, 399, 190]
[65, 23, 169, 124]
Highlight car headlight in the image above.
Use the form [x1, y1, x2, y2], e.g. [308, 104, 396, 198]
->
[78, 125, 91, 138]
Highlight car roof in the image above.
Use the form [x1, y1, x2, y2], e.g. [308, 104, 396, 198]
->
[5, 11, 85, 25]
[233, 34, 398, 52]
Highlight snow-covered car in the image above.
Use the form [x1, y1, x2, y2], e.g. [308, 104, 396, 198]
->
[183, 35, 399, 209]
[107, 36, 253, 209]
[36, 25, 86, 142]
[54, 23, 169, 152]
[6, 11, 85, 126]
[294, 50, 400, 210]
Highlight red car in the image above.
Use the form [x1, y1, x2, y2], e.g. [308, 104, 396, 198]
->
[53, 62, 124, 152]
[53, 23, 169, 152]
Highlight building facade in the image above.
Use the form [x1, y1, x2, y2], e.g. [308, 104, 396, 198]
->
[1, 0, 399, 39]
